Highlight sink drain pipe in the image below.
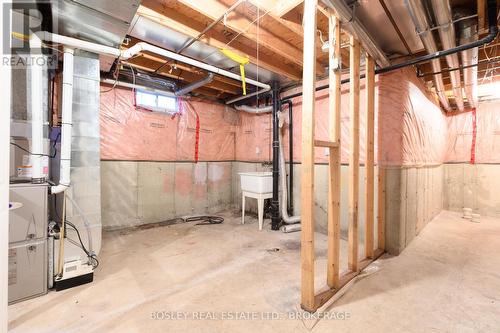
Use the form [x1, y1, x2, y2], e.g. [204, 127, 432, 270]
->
[278, 111, 301, 233]
[271, 82, 281, 231]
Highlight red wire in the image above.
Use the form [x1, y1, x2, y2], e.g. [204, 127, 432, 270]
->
[194, 110, 200, 163]
[470, 107, 477, 164]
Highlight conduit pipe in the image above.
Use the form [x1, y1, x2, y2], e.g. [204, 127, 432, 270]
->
[430, 0, 465, 111]
[234, 104, 273, 114]
[51, 47, 74, 194]
[405, 0, 451, 110]
[29, 33, 45, 183]
[457, 12, 479, 108]
[175, 73, 214, 96]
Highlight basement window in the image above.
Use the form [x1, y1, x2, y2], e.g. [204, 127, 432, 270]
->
[135, 90, 177, 114]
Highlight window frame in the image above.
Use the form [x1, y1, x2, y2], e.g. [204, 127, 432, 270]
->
[135, 90, 178, 115]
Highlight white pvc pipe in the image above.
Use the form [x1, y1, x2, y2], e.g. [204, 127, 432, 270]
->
[234, 104, 273, 114]
[121, 42, 271, 91]
[37, 31, 120, 57]
[1, 2, 11, 330]
[37, 32, 270, 104]
[30, 33, 45, 182]
[278, 112, 300, 225]
[51, 47, 74, 194]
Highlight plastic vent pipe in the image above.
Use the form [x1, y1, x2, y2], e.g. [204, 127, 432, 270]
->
[51, 47, 74, 194]
[29, 33, 46, 183]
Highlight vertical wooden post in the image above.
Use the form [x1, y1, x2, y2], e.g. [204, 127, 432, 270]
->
[348, 36, 360, 272]
[300, 0, 317, 312]
[477, 0, 486, 32]
[364, 55, 375, 258]
[327, 12, 342, 289]
[378, 168, 386, 251]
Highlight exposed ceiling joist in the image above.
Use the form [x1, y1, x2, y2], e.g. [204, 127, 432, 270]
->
[175, 0, 326, 73]
[251, 0, 304, 18]
[139, 2, 303, 80]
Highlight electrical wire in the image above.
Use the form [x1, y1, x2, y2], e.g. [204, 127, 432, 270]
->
[10, 132, 60, 158]
[65, 220, 99, 269]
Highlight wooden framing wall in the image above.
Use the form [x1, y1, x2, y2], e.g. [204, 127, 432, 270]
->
[300, 0, 385, 312]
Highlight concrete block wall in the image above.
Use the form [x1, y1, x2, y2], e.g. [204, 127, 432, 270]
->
[101, 161, 232, 229]
[443, 164, 500, 218]
[384, 166, 443, 255]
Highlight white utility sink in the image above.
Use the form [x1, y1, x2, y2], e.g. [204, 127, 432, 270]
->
[239, 172, 272, 194]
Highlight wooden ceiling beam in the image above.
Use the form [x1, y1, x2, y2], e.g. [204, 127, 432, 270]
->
[138, 3, 302, 80]
[175, 0, 307, 68]
[255, 0, 304, 17]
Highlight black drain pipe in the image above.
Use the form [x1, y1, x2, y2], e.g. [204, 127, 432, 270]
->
[281, 99, 294, 215]
[281, 0, 498, 101]
[271, 82, 281, 230]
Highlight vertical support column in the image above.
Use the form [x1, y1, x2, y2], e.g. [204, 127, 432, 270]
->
[348, 36, 360, 272]
[327, 12, 342, 289]
[0, 2, 11, 329]
[271, 81, 281, 230]
[365, 55, 375, 258]
[378, 168, 386, 251]
[301, 0, 317, 312]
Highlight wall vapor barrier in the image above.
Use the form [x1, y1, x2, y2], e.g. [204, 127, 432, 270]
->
[101, 69, 499, 166]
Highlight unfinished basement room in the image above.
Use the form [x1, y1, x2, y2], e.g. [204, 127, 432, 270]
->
[1, 0, 500, 332]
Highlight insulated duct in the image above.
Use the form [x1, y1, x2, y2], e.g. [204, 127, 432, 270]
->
[175, 73, 214, 96]
[456, 10, 479, 108]
[430, 0, 465, 111]
[321, 0, 390, 67]
[234, 104, 273, 114]
[405, 0, 451, 110]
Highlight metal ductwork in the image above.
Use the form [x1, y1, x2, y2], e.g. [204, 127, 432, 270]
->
[175, 73, 214, 96]
[430, 0, 464, 111]
[234, 104, 273, 114]
[321, 0, 391, 67]
[405, 0, 451, 110]
[456, 10, 479, 108]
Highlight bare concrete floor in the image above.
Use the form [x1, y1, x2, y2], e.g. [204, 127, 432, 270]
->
[8, 210, 500, 333]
